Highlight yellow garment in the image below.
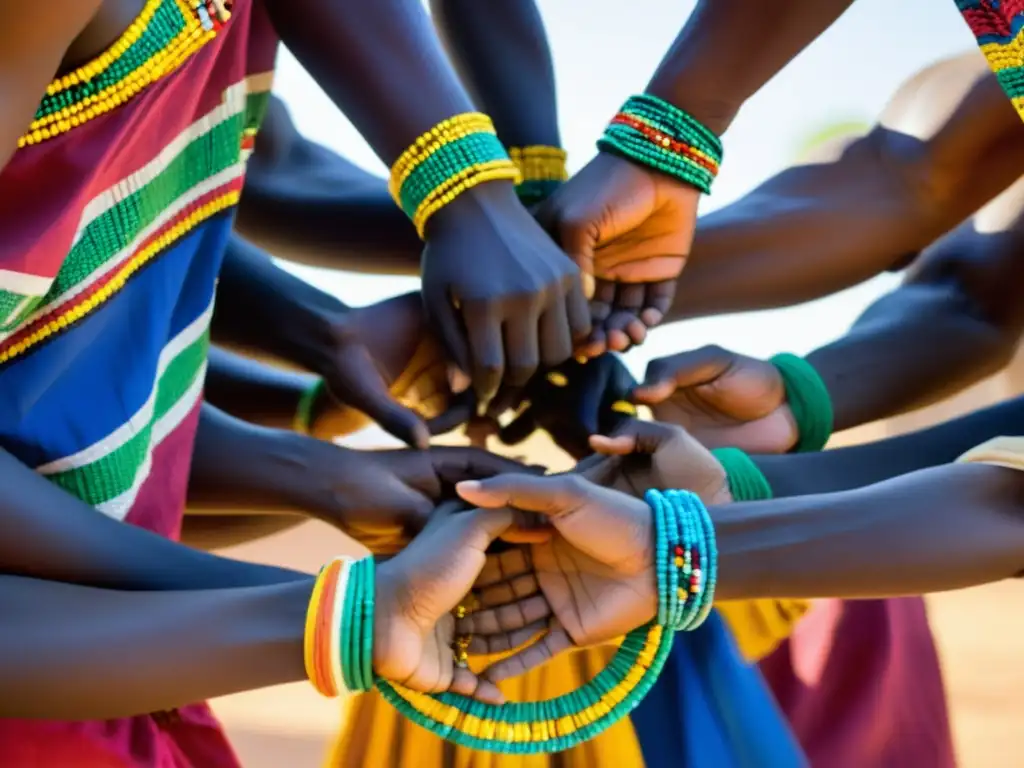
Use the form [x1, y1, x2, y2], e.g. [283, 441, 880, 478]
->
[957, 436, 1024, 471]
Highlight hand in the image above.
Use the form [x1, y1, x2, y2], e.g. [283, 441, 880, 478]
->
[311, 292, 477, 441]
[299, 439, 539, 549]
[498, 354, 639, 459]
[455, 474, 657, 681]
[580, 420, 732, 506]
[631, 346, 798, 454]
[374, 502, 546, 703]
[537, 152, 700, 356]
[421, 183, 591, 415]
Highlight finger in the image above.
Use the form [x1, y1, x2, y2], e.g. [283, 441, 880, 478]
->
[474, 548, 531, 589]
[475, 573, 541, 609]
[538, 296, 573, 369]
[421, 498, 469, 536]
[554, 215, 597, 278]
[426, 391, 476, 435]
[448, 667, 505, 705]
[563, 274, 593, 348]
[325, 358, 430, 449]
[604, 283, 647, 352]
[467, 620, 548, 656]
[449, 508, 515, 553]
[482, 625, 575, 683]
[577, 453, 624, 486]
[640, 280, 676, 328]
[633, 345, 733, 405]
[485, 383, 525, 422]
[463, 302, 505, 408]
[502, 314, 541, 391]
[589, 420, 685, 458]
[429, 446, 541, 487]
[497, 405, 539, 446]
[426, 293, 473, 383]
[456, 594, 552, 635]
[457, 474, 591, 517]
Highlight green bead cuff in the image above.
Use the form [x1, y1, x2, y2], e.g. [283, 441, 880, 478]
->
[294, 377, 326, 435]
[770, 353, 834, 453]
[712, 447, 773, 501]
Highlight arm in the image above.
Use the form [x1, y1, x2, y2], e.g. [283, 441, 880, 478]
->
[0, 575, 311, 718]
[753, 394, 1024, 496]
[715, 462, 1024, 600]
[806, 179, 1024, 432]
[235, 97, 421, 275]
[429, 0, 560, 149]
[668, 53, 1024, 321]
[0, 3, 101, 169]
[204, 345, 315, 431]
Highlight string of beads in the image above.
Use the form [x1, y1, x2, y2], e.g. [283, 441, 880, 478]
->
[509, 145, 567, 207]
[598, 94, 722, 194]
[388, 113, 521, 238]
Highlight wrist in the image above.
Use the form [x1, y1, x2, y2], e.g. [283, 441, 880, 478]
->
[711, 448, 770, 502]
[769, 354, 834, 452]
[256, 430, 340, 518]
[423, 179, 521, 238]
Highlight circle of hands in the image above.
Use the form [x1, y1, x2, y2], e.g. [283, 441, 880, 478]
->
[372, 421, 733, 704]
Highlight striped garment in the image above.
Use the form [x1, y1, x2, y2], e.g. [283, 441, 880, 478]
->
[0, 1, 277, 766]
[957, 0, 1024, 117]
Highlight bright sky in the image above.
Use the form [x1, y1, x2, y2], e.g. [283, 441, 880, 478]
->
[272, 0, 974, 376]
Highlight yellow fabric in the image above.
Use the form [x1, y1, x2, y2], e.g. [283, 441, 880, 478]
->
[957, 436, 1024, 471]
[716, 598, 812, 662]
[327, 645, 646, 767]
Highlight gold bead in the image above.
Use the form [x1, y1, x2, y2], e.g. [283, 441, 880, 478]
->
[546, 372, 569, 387]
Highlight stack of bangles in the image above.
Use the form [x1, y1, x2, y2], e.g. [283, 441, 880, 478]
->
[599, 93, 723, 194]
[303, 489, 718, 753]
[388, 113, 522, 238]
[509, 145, 568, 207]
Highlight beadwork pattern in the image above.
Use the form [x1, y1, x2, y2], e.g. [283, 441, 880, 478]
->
[388, 113, 521, 238]
[599, 94, 722, 194]
[509, 145, 567, 206]
[957, 0, 1024, 120]
[20, 0, 229, 148]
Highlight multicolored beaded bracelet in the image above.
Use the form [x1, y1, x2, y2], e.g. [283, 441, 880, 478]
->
[293, 377, 326, 435]
[305, 488, 718, 754]
[388, 113, 522, 238]
[303, 556, 375, 698]
[598, 94, 723, 194]
[509, 145, 567, 206]
[769, 353, 834, 452]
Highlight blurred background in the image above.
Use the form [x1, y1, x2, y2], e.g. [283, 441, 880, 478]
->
[212, 1, 1024, 764]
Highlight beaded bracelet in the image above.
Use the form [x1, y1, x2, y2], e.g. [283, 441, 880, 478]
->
[303, 556, 375, 698]
[388, 113, 522, 238]
[711, 447, 773, 501]
[509, 145, 568, 207]
[769, 354, 834, 452]
[598, 94, 723, 194]
[293, 377, 326, 435]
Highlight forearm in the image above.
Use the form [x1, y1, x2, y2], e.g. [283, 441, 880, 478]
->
[715, 463, 1024, 600]
[0, 448, 304, 589]
[429, 0, 560, 148]
[753, 395, 1024, 496]
[213, 235, 344, 372]
[188, 404, 326, 517]
[646, 0, 855, 134]
[205, 347, 313, 431]
[0, 575, 311, 719]
[265, 0, 477, 164]
[236, 98, 421, 274]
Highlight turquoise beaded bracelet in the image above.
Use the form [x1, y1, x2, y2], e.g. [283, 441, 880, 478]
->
[599, 94, 723, 194]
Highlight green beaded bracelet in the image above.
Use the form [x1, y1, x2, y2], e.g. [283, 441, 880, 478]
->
[294, 377, 325, 435]
[712, 447, 773, 501]
[770, 354, 834, 452]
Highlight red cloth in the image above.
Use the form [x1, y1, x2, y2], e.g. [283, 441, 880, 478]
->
[760, 597, 955, 768]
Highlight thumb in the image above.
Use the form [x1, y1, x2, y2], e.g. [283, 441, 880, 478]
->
[426, 391, 476, 436]
[535, 202, 597, 278]
[450, 507, 515, 552]
[589, 420, 682, 457]
[631, 347, 733, 405]
[457, 474, 590, 518]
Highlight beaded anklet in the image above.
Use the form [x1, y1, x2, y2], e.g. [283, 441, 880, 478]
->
[389, 113, 521, 238]
[599, 94, 723, 194]
[509, 145, 567, 206]
[769, 354, 834, 452]
[305, 489, 718, 754]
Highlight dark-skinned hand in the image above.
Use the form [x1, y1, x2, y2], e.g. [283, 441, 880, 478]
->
[631, 346, 798, 454]
[421, 182, 591, 416]
[536, 152, 700, 357]
[498, 354, 639, 459]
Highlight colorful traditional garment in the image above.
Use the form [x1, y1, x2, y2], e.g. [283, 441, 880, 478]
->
[760, 598, 955, 768]
[0, 1, 276, 765]
[958, 0, 1024, 118]
[331, 611, 806, 768]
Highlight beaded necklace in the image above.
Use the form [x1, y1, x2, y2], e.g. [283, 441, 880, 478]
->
[957, 0, 1024, 120]
[19, 0, 233, 148]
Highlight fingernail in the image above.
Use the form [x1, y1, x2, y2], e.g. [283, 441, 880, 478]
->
[448, 366, 471, 394]
[457, 480, 482, 493]
[581, 272, 596, 300]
